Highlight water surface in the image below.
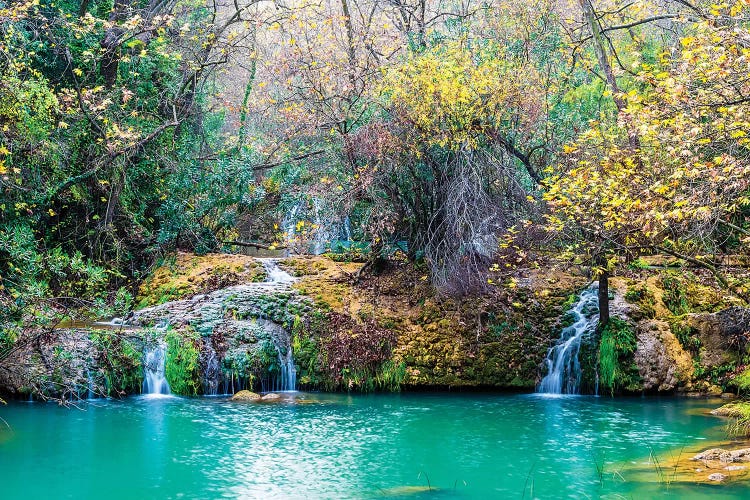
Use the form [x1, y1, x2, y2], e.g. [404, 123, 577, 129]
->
[1, 393, 746, 498]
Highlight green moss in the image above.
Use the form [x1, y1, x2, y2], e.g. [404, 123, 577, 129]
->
[624, 285, 656, 319]
[577, 331, 600, 393]
[670, 319, 701, 355]
[291, 315, 323, 388]
[165, 330, 201, 396]
[660, 271, 690, 316]
[598, 318, 641, 395]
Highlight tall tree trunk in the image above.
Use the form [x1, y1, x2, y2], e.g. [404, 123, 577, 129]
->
[100, 0, 128, 88]
[340, 0, 357, 93]
[578, 0, 640, 151]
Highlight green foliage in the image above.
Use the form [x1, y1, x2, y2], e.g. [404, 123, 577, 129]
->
[90, 332, 142, 396]
[374, 360, 407, 392]
[660, 272, 690, 316]
[732, 369, 750, 393]
[670, 320, 701, 356]
[718, 402, 750, 438]
[598, 318, 641, 395]
[624, 285, 656, 319]
[165, 330, 201, 396]
[628, 258, 650, 270]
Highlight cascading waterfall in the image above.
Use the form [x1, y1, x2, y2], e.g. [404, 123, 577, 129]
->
[258, 258, 296, 285]
[281, 198, 353, 255]
[195, 258, 298, 394]
[283, 203, 301, 247]
[202, 338, 221, 396]
[537, 286, 599, 394]
[274, 346, 297, 392]
[86, 368, 95, 400]
[143, 344, 171, 395]
[342, 216, 352, 241]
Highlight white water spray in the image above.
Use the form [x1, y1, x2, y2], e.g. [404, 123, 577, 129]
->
[143, 344, 171, 395]
[538, 286, 599, 394]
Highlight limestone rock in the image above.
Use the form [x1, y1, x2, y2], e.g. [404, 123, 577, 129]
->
[692, 448, 731, 462]
[708, 473, 727, 482]
[692, 448, 750, 463]
[634, 319, 692, 391]
[688, 307, 750, 369]
[231, 390, 261, 401]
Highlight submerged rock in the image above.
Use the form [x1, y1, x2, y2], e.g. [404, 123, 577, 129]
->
[692, 447, 750, 463]
[231, 390, 261, 401]
[725, 465, 747, 471]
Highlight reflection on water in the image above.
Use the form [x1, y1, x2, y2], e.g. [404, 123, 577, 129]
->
[1, 393, 746, 499]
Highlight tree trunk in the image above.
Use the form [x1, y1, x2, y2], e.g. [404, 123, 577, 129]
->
[578, 0, 640, 151]
[598, 269, 610, 330]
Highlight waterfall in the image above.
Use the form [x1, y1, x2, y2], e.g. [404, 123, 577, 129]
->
[538, 286, 599, 394]
[342, 216, 352, 241]
[311, 198, 328, 255]
[143, 344, 171, 395]
[258, 258, 296, 284]
[202, 338, 220, 396]
[275, 346, 297, 392]
[86, 368, 95, 400]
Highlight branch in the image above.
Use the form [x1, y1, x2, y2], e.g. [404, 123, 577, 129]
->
[222, 240, 286, 250]
[720, 219, 750, 237]
[251, 150, 326, 172]
[655, 245, 749, 304]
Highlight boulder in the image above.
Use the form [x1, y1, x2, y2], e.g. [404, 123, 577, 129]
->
[261, 393, 282, 401]
[688, 307, 750, 368]
[231, 390, 261, 401]
[634, 319, 692, 391]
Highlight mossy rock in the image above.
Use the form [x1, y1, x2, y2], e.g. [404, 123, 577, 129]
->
[231, 390, 261, 401]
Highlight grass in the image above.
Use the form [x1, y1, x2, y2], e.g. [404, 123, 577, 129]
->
[715, 401, 750, 437]
[598, 318, 639, 395]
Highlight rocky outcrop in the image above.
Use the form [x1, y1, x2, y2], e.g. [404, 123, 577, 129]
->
[634, 320, 693, 391]
[610, 270, 749, 395]
[688, 307, 750, 368]
[230, 390, 261, 401]
[3, 253, 746, 399]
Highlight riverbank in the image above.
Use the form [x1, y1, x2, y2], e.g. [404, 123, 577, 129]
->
[1, 252, 748, 402]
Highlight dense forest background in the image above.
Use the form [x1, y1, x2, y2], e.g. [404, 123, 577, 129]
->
[1, 0, 749, 346]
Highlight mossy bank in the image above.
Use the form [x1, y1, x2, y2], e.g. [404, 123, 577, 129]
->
[1, 252, 749, 400]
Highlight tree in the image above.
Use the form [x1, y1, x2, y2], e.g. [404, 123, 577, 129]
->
[545, 1, 750, 328]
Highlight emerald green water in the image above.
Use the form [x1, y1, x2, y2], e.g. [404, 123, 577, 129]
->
[1, 393, 747, 499]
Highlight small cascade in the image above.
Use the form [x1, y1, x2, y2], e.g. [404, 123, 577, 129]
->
[342, 216, 352, 241]
[257, 258, 296, 285]
[143, 344, 171, 395]
[86, 368, 95, 400]
[538, 286, 599, 394]
[201, 338, 221, 396]
[275, 346, 297, 392]
[283, 203, 301, 245]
